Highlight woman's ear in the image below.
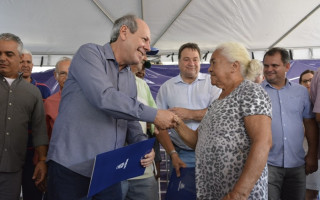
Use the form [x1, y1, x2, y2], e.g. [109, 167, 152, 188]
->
[232, 61, 241, 72]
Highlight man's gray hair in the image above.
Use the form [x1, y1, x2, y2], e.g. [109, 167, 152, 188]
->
[110, 14, 138, 43]
[21, 48, 32, 56]
[0, 33, 23, 55]
[55, 57, 72, 72]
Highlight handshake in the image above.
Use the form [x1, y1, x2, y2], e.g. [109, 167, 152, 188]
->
[153, 109, 181, 131]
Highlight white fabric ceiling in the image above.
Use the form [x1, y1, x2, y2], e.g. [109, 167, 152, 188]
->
[1, 0, 320, 55]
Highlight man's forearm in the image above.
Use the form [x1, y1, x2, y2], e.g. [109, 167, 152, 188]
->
[156, 130, 176, 154]
[188, 108, 207, 121]
[305, 118, 319, 156]
[169, 107, 207, 122]
[35, 145, 48, 162]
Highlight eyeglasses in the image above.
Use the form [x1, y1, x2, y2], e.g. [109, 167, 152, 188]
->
[302, 79, 312, 84]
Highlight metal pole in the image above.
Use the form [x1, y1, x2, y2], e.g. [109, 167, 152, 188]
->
[269, 4, 320, 48]
[151, 0, 192, 47]
[91, 0, 115, 23]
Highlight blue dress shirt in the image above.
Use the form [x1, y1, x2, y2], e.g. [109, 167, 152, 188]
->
[156, 73, 221, 150]
[261, 79, 314, 168]
[47, 43, 157, 177]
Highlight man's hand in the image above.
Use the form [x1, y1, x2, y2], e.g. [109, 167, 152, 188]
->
[141, 148, 155, 168]
[169, 107, 190, 121]
[305, 152, 318, 174]
[171, 153, 186, 177]
[154, 110, 178, 130]
[33, 161, 47, 191]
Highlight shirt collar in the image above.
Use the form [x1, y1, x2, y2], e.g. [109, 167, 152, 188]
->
[0, 72, 23, 79]
[173, 72, 206, 84]
[262, 78, 292, 89]
[104, 43, 115, 60]
[104, 43, 130, 71]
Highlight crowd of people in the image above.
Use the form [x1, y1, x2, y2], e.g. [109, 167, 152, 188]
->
[0, 13, 319, 200]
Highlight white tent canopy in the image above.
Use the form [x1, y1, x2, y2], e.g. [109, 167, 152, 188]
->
[1, 0, 320, 61]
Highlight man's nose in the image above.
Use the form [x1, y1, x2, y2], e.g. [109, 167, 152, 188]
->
[264, 66, 272, 72]
[0, 54, 6, 61]
[145, 41, 151, 52]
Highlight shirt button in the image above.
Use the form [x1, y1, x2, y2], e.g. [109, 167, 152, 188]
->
[9, 90, 12, 93]
[7, 117, 11, 120]
[4, 148, 7, 151]
[6, 132, 9, 135]
[9, 103, 12, 106]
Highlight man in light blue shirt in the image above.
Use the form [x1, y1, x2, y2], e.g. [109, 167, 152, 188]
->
[261, 47, 318, 200]
[156, 43, 221, 177]
[46, 15, 177, 200]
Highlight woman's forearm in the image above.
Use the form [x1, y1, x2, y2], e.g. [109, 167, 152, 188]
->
[174, 118, 198, 149]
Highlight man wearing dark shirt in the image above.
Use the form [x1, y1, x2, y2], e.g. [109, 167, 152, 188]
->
[0, 33, 48, 200]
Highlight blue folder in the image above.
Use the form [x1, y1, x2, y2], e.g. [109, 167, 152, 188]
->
[87, 138, 155, 197]
[166, 167, 196, 200]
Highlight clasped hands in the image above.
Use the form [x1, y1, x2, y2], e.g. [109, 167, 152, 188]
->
[153, 109, 181, 132]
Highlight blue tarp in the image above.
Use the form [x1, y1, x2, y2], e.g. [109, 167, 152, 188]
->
[32, 59, 320, 99]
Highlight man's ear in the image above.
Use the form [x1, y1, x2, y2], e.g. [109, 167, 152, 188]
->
[119, 25, 128, 41]
[285, 62, 290, 72]
[54, 72, 59, 80]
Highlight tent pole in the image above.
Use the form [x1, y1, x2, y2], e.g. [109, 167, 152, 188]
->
[92, 0, 114, 23]
[141, 0, 144, 20]
[151, 0, 192, 47]
[269, 4, 320, 48]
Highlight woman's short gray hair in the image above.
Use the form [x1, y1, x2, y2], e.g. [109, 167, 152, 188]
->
[110, 15, 138, 43]
[215, 42, 261, 81]
[0, 33, 23, 55]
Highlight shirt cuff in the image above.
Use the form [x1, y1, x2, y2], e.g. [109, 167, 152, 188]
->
[139, 104, 157, 123]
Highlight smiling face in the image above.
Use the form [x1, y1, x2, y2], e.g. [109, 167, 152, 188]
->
[0, 40, 22, 78]
[20, 53, 33, 79]
[178, 48, 200, 83]
[263, 52, 290, 89]
[122, 19, 151, 66]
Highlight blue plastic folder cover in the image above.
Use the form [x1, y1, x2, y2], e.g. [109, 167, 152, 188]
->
[166, 167, 196, 200]
[87, 138, 155, 197]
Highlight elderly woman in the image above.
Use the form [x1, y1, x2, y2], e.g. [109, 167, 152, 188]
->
[172, 42, 272, 199]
